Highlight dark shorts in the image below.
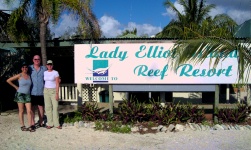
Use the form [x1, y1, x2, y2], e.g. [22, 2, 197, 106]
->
[31, 95, 44, 106]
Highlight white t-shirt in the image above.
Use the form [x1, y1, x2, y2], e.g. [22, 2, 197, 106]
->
[44, 70, 59, 88]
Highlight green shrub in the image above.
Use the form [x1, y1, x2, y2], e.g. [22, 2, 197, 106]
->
[94, 121, 131, 133]
[59, 111, 83, 123]
[216, 104, 250, 123]
[81, 102, 103, 121]
[79, 99, 207, 126]
[116, 98, 147, 124]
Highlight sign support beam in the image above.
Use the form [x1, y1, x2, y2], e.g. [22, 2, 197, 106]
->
[213, 84, 219, 123]
[109, 85, 114, 114]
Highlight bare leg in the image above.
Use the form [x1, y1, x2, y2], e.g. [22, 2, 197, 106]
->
[25, 103, 32, 126]
[31, 105, 36, 125]
[17, 103, 25, 126]
[37, 105, 44, 125]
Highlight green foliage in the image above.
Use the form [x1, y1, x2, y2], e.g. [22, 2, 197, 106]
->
[94, 121, 131, 134]
[116, 98, 146, 124]
[158, 0, 236, 39]
[59, 99, 251, 134]
[81, 102, 103, 121]
[232, 84, 245, 88]
[60, 111, 82, 123]
[115, 98, 205, 125]
[216, 104, 251, 123]
[0, 49, 30, 81]
[145, 101, 205, 125]
[4, 0, 101, 65]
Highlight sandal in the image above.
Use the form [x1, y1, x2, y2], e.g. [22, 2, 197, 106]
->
[46, 126, 53, 129]
[39, 124, 45, 128]
[56, 126, 62, 129]
[28, 126, 36, 132]
[20, 126, 28, 131]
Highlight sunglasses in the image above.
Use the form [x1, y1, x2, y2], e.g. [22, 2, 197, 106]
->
[34, 59, 40, 60]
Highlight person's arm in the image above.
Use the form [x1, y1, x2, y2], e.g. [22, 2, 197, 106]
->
[55, 76, 60, 100]
[6, 74, 20, 90]
[58, 76, 61, 84]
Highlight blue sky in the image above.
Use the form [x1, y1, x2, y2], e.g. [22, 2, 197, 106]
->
[90, 0, 251, 38]
[93, 0, 169, 28]
[1, 0, 251, 38]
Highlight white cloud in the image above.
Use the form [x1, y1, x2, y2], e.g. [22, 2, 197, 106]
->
[0, 0, 19, 13]
[209, 5, 251, 24]
[49, 14, 78, 38]
[124, 22, 162, 37]
[162, 1, 184, 20]
[99, 15, 122, 38]
[225, 9, 250, 24]
[163, 0, 251, 24]
[98, 16, 161, 38]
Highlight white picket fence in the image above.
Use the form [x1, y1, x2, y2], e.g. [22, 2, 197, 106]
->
[59, 84, 78, 102]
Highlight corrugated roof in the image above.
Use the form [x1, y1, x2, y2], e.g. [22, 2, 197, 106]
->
[234, 19, 251, 38]
[118, 33, 138, 38]
[0, 47, 17, 53]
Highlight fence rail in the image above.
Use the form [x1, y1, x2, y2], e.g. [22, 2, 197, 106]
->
[59, 84, 78, 102]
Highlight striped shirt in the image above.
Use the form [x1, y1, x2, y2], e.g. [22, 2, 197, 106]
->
[29, 65, 47, 96]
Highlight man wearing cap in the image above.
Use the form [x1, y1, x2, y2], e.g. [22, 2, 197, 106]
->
[29, 55, 47, 127]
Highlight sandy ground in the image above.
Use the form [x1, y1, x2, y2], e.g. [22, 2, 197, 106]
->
[1, 108, 251, 150]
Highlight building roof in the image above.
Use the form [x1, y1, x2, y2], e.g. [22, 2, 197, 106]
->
[0, 47, 17, 53]
[118, 33, 138, 38]
[234, 19, 251, 38]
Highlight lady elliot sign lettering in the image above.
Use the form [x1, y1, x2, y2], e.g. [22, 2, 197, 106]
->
[74, 43, 248, 84]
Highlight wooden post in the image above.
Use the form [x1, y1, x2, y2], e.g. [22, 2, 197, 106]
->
[226, 84, 229, 103]
[109, 85, 114, 114]
[213, 84, 219, 123]
[247, 85, 251, 106]
[77, 83, 83, 111]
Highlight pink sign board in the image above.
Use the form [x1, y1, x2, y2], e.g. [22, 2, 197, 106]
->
[74, 43, 246, 84]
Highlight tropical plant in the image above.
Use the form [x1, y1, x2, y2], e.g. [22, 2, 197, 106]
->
[117, 28, 137, 38]
[0, 48, 29, 81]
[0, 10, 10, 41]
[158, 0, 251, 83]
[157, 0, 236, 39]
[157, 0, 216, 38]
[170, 36, 251, 83]
[0, 9, 40, 42]
[216, 104, 251, 123]
[116, 98, 146, 124]
[81, 101, 103, 121]
[4, 0, 101, 65]
[95, 121, 131, 133]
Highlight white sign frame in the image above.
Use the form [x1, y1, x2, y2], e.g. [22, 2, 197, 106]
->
[74, 43, 248, 84]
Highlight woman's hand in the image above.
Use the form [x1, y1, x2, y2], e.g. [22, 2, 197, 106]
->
[55, 93, 59, 101]
[15, 86, 19, 91]
[6, 74, 20, 91]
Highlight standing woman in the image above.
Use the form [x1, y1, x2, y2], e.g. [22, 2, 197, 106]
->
[44, 60, 61, 129]
[6, 62, 35, 132]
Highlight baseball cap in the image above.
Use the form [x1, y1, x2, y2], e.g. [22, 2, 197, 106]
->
[47, 60, 53, 65]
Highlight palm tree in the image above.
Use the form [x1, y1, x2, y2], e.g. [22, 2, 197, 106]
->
[170, 36, 251, 83]
[157, 0, 216, 38]
[0, 10, 10, 41]
[4, 0, 101, 65]
[117, 28, 137, 38]
[160, 0, 249, 82]
[0, 9, 39, 42]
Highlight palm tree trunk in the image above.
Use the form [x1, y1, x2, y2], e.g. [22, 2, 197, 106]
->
[38, 5, 49, 66]
[40, 22, 47, 66]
